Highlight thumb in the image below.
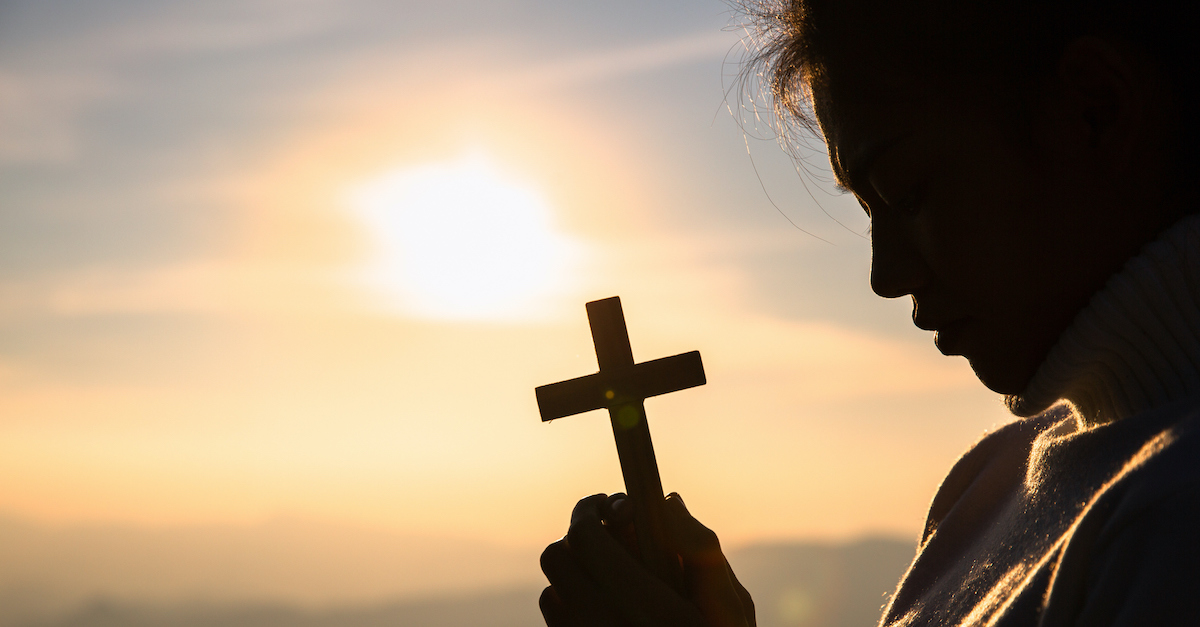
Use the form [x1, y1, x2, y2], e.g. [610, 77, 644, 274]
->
[664, 493, 752, 627]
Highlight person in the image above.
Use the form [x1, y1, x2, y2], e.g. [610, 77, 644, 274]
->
[539, 0, 1200, 624]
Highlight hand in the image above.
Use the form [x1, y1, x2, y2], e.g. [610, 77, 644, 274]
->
[539, 492, 755, 627]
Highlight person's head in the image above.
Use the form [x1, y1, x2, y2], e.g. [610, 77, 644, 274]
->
[741, 0, 1200, 395]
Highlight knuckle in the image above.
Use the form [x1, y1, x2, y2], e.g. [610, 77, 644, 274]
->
[605, 492, 627, 506]
[539, 586, 571, 627]
[540, 540, 569, 574]
[574, 493, 607, 510]
[678, 524, 723, 565]
[695, 526, 721, 551]
[538, 585, 557, 610]
[569, 494, 607, 530]
[565, 519, 591, 549]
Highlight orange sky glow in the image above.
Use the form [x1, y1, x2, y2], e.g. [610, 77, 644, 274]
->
[0, 0, 1015, 610]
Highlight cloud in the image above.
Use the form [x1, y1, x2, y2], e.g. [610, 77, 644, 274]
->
[0, 0, 348, 165]
[0, 260, 364, 319]
[0, 71, 116, 165]
[500, 29, 740, 89]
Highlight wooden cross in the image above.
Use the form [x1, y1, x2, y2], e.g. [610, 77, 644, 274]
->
[535, 296, 705, 591]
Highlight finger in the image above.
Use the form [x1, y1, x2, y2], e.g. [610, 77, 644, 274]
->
[567, 494, 655, 588]
[570, 493, 610, 525]
[539, 539, 619, 627]
[567, 494, 703, 626]
[665, 493, 754, 627]
[566, 495, 646, 591]
[664, 493, 724, 567]
[600, 493, 638, 556]
[727, 568, 756, 626]
[568, 493, 614, 552]
[568, 493, 641, 581]
[602, 493, 633, 527]
[665, 494, 754, 615]
[540, 586, 575, 627]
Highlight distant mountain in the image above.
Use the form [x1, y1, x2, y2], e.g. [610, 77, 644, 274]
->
[0, 513, 540, 625]
[729, 538, 915, 627]
[5, 530, 915, 627]
[19, 588, 545, 627]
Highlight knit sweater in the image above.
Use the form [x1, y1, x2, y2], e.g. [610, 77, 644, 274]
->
[880, 215, 1200, 626]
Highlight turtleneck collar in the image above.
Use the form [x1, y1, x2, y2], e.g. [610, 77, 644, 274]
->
[1007, 214, 1200, 426]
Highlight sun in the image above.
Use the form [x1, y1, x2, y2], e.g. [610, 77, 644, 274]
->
[347, 152, 585, 321]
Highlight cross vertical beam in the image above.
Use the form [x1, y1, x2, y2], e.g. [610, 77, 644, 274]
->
[588, 298, 680, 592]
[536, 296, 706, 592]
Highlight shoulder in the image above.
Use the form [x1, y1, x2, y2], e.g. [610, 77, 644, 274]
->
[1056, 430, 1200, 624]
[920, 406, 1071, 542]
[1094, 404, 1200, 533]
[1081, 488, 1200, 625]
[1043, 404, 1200, 624]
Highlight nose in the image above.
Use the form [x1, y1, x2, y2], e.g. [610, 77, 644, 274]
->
[869, 212, 928, 299]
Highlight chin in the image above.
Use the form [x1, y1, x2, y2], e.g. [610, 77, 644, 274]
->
[965, 353, 1039, 396]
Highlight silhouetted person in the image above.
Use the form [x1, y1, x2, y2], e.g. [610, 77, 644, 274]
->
[540, 1, 1200, 624]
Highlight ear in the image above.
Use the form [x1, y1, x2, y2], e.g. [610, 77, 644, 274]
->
[1042, 36, 1152, 174]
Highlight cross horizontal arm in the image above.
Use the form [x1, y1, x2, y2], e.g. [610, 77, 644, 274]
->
[535, 351, 705, 422]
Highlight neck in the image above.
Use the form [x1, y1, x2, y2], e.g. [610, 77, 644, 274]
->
[1007, 213, 1200, 425]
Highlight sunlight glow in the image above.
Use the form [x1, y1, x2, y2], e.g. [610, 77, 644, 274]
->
[348, 152, 584, 321]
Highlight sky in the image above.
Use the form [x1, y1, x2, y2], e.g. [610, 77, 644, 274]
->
[0, 0, 1015, 605]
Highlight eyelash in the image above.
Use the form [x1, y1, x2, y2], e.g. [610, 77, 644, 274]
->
[849, 185, 922, 219]
[858, 193, 921, 220]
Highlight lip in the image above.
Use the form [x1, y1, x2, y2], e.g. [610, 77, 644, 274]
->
[929, 319, 970, 356]
[912, 309, 970, 355]
[912, 298, 972, 355]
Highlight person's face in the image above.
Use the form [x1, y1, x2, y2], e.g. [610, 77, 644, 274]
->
[811, 49, 1171, 394]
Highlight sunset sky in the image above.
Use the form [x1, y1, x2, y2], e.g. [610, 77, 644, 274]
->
[0, 0, 1013, 606]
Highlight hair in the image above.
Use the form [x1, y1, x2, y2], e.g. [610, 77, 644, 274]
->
[735, 0, 1200, 167]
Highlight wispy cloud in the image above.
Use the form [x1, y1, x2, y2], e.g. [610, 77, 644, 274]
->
[498, 30, 740, 89]
[0, 71, 115, 164]
[0, 261, 363, 318]
[0, 0, 347, 164]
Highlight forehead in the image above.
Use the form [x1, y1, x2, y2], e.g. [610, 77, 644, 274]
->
[811, 70, 917, 190]
[811, 56, 989, 190]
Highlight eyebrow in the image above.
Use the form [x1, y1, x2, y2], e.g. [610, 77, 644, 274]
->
[830, 152, 856, 192]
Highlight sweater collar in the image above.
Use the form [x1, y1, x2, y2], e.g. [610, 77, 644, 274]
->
[1007, 214, 1200, 426]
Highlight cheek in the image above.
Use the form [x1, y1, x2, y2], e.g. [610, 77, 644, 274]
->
[916, 187, 1032, 295]
[919, 141, 1057, 298]
[924, 183, 1093, 393]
